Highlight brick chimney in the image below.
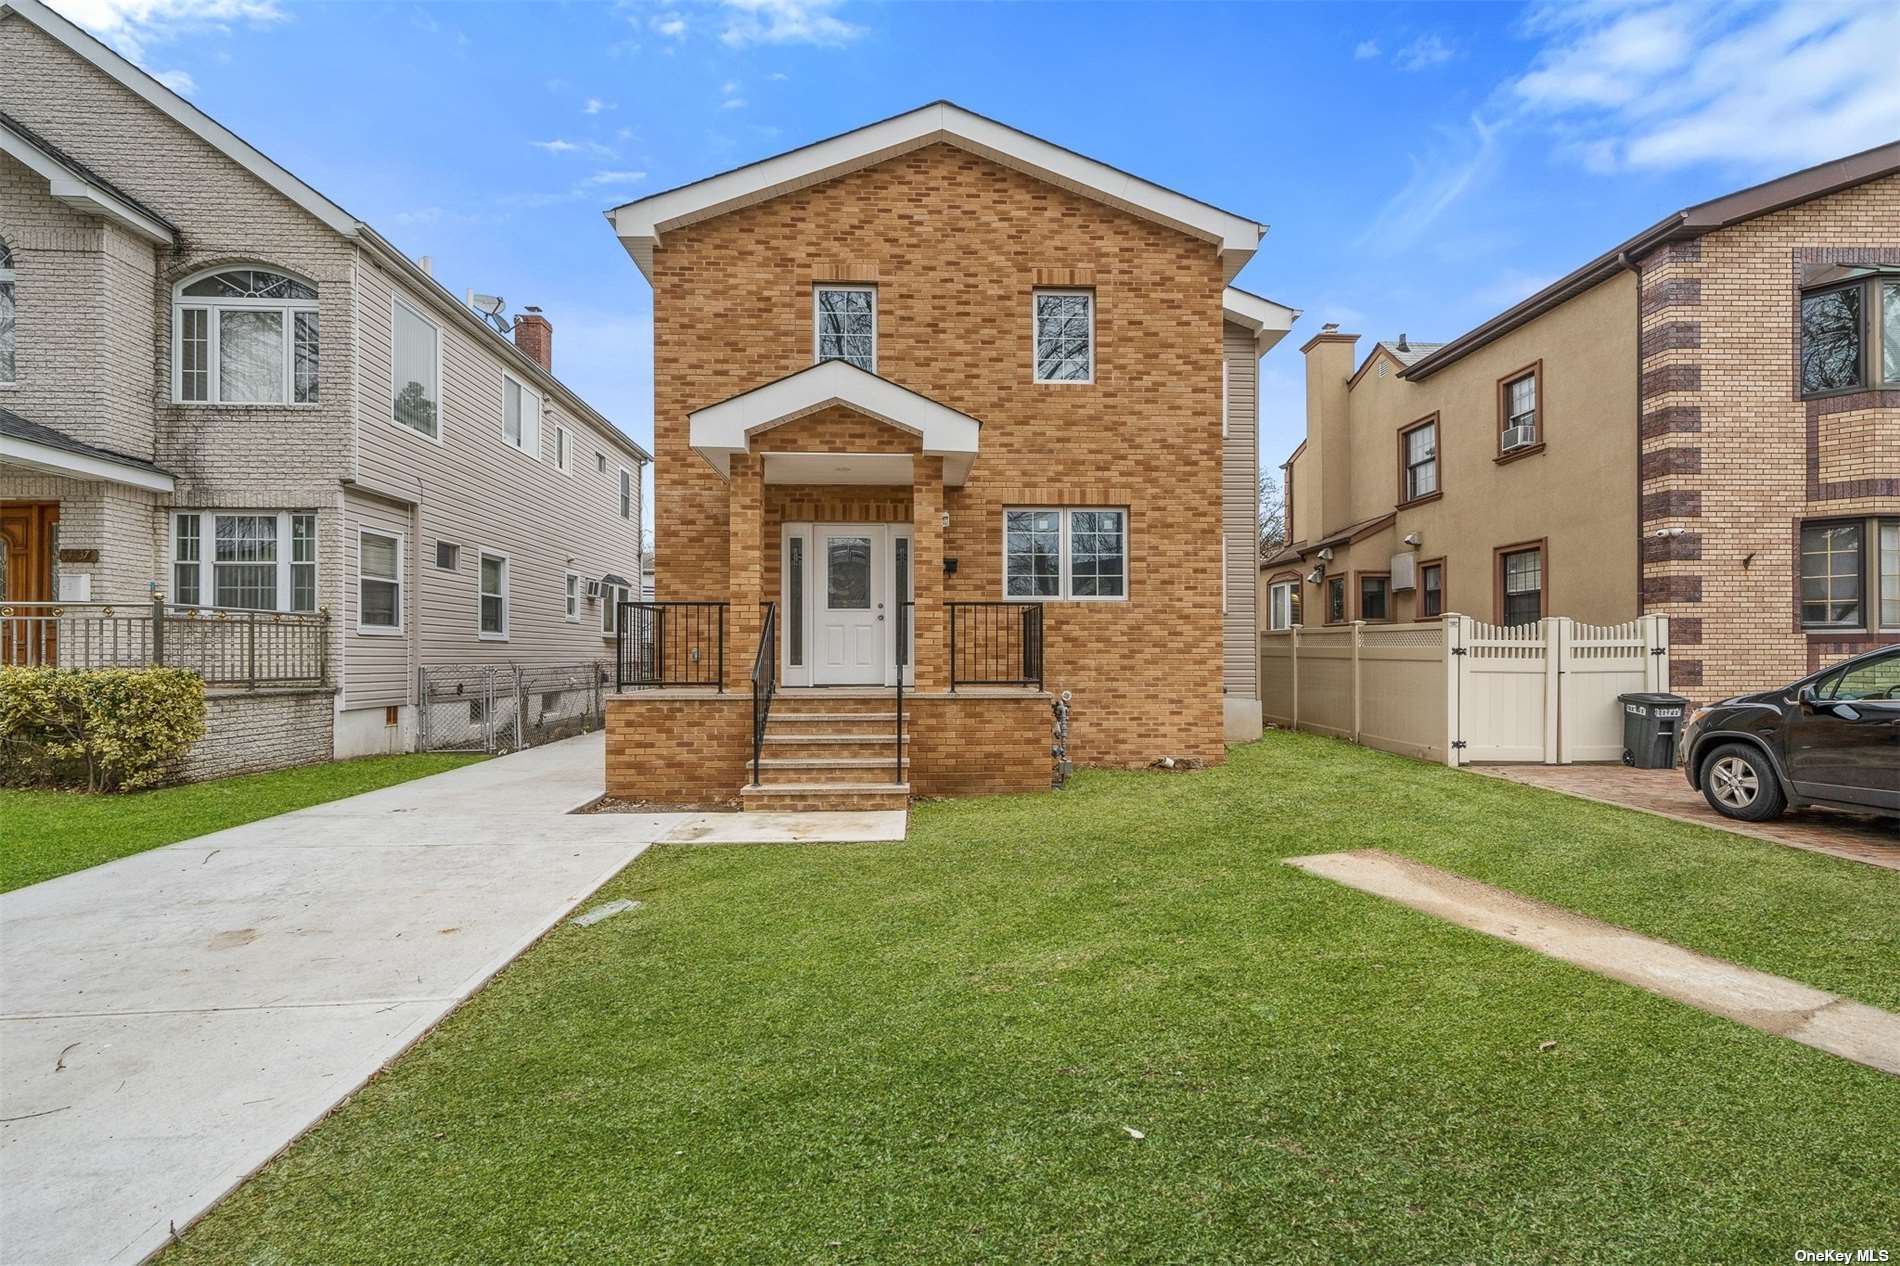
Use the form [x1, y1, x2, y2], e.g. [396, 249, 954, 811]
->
[513, 306, 552, 372]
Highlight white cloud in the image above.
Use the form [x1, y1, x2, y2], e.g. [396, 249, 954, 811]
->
[152, 67, 196, 93]
[532, 138, 618, 159]
[722, 97, 748, 109]
[1512, 0, 1900, 171]
[583, 97, 613, 115]
[1394, 34, 1454, 71]
[652, 12, 687, 38]
[767, 70, 790, 81]
[59, 0, 282, 59]
[1355, 114, 1502, 253]
[717, 0, 863, 48]
[1353, 39, 1381, 60]
[532, 139, 581, 154]
[586, 170, 649, 186]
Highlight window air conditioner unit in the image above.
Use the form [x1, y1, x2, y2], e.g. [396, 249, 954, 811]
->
[584, 579, 603, 600]
[1502, 424, 1537, 451]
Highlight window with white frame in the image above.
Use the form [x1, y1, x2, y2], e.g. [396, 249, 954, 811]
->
[1004, 508, 1125, 600]
[478, 552, 508, 638]
[814, 285, 875, 372]
[502, 374, 541, 456]
[618, 467, 633, 519]
[391, 298, 440, 439]
[170, 511, 317, 611]
[564, 571, 580, 622]
[1, 241, 16, 383]
[555, 426, 571, 473]
[601, 580, 628, 637]
[1268, 580, 1299, 631]
[1033, 290, 1093, 383]
[173, 267, 319, 404]
[358, 530, 401, 631]
[596, 451, 607, 474]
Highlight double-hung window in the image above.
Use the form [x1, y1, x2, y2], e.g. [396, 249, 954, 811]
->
[358, 530, 402, 632]
[618, 467, 633, 519]
[1420, 561, 1444, 618]
[1358, 573, 1390, 622]
[170, 511, 317, 612]
[1499, 545, 1544, 626]
[555, 426, 571, 473]
[1267, 579, 1300, 631]
[1799, 268, 1900, 397]
[1400, 417, 1438, 503]
[601, 580, 628, 637]
[564, 571, 581, 622]
[1004, 508, 1125, 600]
[0, 241, 16, 383]
[174, 268, 319, 404]
[1325, 576, 1346, 624]
[502, 375, 541, 456]
[391, 297, 441, 439]
[1033, 290, 1093, 383]
[478, 552, 509, 639]
[814, 286, 875, 372]
[1499, 366, 1539, 453]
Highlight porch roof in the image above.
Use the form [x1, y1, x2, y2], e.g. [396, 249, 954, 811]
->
[0, 408, 176, 493]
[688, 360, 980, 486]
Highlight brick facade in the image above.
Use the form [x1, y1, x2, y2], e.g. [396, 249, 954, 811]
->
[604, 693, 753, 805]
[179, 689, 337, 782]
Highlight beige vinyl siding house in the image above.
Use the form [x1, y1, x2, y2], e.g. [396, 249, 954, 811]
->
[1220, 318, 1262, 735]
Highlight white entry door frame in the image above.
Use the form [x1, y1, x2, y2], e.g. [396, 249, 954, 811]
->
[781, 522, 913, 687]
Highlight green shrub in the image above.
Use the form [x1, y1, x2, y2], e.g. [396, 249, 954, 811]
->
[0, 667, 207, 792]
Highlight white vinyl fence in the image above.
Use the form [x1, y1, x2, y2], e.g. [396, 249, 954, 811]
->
[1260, 614, 1671, 766]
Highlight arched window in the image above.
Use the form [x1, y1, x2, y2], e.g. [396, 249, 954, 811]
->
[173, 266, 318, 404]
[1, 241, 16, 384]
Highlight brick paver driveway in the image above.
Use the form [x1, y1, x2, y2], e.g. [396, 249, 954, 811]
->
[1480, 765, 1900, 872]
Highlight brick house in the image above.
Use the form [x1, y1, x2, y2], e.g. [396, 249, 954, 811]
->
[1263, 143, 1898, 704]
[0, 0, 649, 775]
[602, 103, 1296, 808]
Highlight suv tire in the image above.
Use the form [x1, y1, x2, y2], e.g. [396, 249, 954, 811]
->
[1699, 743, 1787, 822]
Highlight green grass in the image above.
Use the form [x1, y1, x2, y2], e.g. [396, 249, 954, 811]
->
[164, 731, 1898, 1264]
[2, 753, 487, 892]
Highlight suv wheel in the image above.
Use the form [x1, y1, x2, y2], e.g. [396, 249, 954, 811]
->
[1700, 743, 1787, 822]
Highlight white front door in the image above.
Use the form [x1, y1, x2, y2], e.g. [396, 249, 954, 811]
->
[814, 526, 883, 684]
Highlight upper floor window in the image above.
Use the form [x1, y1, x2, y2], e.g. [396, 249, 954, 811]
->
[619, 467, 633, 519]
[1498, 365, 1539, 454]
[392, 297, 440, 439]
[814, 286, 875, 372]
[0, 241, 16, 384]
[1004, 507, 1125, 600]
[502, 374, 541, 456]
[1799, 270, 1900, 397]
[1033, 290, 1093, 383]
[1400, 417, 1439, 504]
[174, 267, 319, 404]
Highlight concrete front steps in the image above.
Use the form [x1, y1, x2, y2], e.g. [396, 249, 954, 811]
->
[742, 691, 911, 811]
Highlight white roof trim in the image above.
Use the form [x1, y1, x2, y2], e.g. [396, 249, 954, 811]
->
[2, 0, 358, 237]
[1223, 286, 1301, 358]
[1, 436, 175, 493]
[610, 101, 1266, 282]
[688, 360, 980, 486]
[0, 123, 174, 244]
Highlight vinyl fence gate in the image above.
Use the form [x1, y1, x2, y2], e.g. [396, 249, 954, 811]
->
[417, 662, 608, 754]
[1259, 614, 1671, 766]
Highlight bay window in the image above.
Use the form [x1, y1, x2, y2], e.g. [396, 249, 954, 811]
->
[169, 511, 317, 611]
[173, 267, 319, 404]
[1799, 267, 1900, 397]
[1004, 508, 1125, 600]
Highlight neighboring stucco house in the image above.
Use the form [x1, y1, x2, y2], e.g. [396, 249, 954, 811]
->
[601, 102, 1296, 809]
[1263, 143, 1899, 702]
[0, 0, 648, 771]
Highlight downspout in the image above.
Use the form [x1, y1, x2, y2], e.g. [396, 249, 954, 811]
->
[1620, 248, 1642, 620]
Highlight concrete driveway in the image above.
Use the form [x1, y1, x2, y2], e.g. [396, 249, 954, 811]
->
[1, 733, 691, 1266]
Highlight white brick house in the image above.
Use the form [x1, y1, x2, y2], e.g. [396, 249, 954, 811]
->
[0, 0, 649, 768]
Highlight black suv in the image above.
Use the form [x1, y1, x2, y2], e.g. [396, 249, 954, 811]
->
[1681, 645, 1900, 823]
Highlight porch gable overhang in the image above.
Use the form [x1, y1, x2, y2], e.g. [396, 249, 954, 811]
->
[0, 408, 175, 493]
[688, 360, 980, 486]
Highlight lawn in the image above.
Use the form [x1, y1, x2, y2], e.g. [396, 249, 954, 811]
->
[1, 753, 487, 893]
[163, 731, 1898, 1264]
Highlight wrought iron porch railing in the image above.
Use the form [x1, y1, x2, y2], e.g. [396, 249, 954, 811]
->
[751, 601, 776, 785]
[615, 601, 727, 691]
[0, 599, 330, 687]
[946, 601, 1044, 691]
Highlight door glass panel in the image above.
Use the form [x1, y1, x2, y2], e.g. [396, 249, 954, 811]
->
[894, 536, 910, 666]
[788, 536, 804, 666]
[827, 536, 871, 609]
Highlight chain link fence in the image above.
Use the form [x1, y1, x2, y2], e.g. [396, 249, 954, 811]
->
[417, 661, 609, 754]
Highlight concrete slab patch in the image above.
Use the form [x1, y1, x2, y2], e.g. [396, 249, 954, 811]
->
[572, 899, 640, 927]
[658, 810, 908, 845]
[1285, 849, 1900, 1078]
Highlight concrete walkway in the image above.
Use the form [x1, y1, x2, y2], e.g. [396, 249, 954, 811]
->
[1287, 849, 1900, 1078]
[0, 733, 694, 1266]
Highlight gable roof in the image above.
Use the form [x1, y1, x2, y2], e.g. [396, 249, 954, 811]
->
[1222, 286, 1300, 356]
[1347, 338, 1445, 388]
[609, 101, 1267, 282]
[1, 406, 175, 491]
[1400, 139, 1900, 381]
[0, 107, 175, 242]
[0, 0, 650, 465]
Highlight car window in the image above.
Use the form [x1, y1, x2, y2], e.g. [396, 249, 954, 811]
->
[1822, 652, 1900, 701]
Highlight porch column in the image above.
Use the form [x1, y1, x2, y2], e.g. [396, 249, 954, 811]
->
[911, 456, 946, 690]
[726, 451, 765, 691]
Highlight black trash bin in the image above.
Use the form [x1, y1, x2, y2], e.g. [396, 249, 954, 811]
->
[1618, 692, 1689, 768]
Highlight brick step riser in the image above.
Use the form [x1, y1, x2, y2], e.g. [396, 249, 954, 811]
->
[740, 790, 911, 812]
[767, 717, 909, 736]
[760, 738, 908, 761]
[770, 699, 899, 717]
[757, 763, 909, 786]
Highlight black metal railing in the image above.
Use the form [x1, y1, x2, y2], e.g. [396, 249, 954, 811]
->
[0, 599, 329, 687]
[615, 601, 727, 691]
[946, 601, 1044, 691]
[751, 601, 776, 785]
[894, 601, 913, 784]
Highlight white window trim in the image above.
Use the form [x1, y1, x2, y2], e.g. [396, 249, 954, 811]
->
[596, 450, 608, 474]
[555, 425, 573, 475]
[618, 466, 633, 520]
[390, 294, 444, 445]
[477, 548, 510, 641]
[812, 284, 877, 373]
[170, 265, 320, 407]
[1001, 506, 1128, 603]
[564, 570, 581, 622]
[356, 528, 404, 636]
[1031, 288, 1095, 385]
[168, 510, 317, 613]
[1268, 580, 1297, 631]
[500, 371, 543, 460]
[601, 581, 628, 639]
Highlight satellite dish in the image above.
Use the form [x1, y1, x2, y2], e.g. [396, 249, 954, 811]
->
[468, 292, 513, 334]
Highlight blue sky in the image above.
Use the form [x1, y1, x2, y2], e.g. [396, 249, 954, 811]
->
[65, 0, 1900, 514]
